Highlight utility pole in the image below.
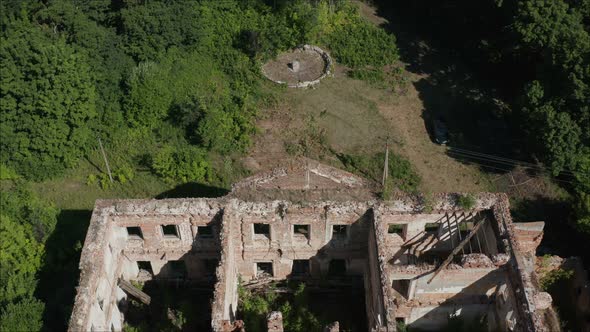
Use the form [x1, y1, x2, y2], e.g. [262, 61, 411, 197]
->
[305, 161, 310, 189]
[382, 137, 389, 187]
[98, 137, 113, 183]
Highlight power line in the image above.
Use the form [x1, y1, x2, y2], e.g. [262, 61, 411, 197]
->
[442, 154, 578, 185]
[447, 147, 581, 177]
[448, 147, 579, 176]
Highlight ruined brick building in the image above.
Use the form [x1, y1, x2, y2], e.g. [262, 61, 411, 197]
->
[68, 159, 554, 331]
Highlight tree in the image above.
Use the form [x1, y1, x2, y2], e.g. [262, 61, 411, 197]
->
[0, 185, 58, 243]
[0, 298, 44, 332]
[0, 18, 97, 180]
[151, 145, 210, 183]
[0, 215, 43, 306]
[124, 61, 173, 129]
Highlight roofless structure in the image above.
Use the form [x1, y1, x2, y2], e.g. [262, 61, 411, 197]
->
[69, 159, 552, 331]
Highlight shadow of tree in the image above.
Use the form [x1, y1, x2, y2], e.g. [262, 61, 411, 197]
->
[36, 210, 91, 332]
[367, 1, 529, 171]
[156, 182, 229, 199]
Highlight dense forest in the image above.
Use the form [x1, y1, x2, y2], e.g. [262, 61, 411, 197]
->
[379, 0, 589, 231]
[0, 0, 588, 331]
[0, 0, 400, 330]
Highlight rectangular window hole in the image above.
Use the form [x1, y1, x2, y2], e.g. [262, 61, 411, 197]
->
[126, 226, 143, 239]
[293, 224, 310, 239]
[256, 262, 273, 277]
[169, 260, 187, 278]
[328, 259, 346, 276]
[253, 223, 270, 239]
[197, 226, 213, 238]
[388, 224, 405, 235]
[162, 224, 179, 238]
[392, 279, 412, 299]
[137, 261, 153, 275]
[332, 225, 348, 239]
[424, 223, 439, 233]
[291, 260, 310, 276]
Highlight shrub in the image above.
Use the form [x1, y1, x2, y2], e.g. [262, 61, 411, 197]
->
[238, 282, 323, 332]
[0, 298, 44, 332]
[0, 164, 19, 180]
[457, 194, 476, 210]
[540, 268, 574, 291]
[339, 152, 421, 193]
[327, 17, 399, 68]
[151, 145, 210, 183]
[113, 164, 135, 184]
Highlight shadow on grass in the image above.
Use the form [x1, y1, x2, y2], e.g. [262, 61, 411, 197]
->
[36, 209, 91, 332]
[156, 182, 229, 199]
[368, 1, 529, 170]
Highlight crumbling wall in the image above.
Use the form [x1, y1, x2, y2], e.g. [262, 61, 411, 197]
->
[492, 195, 543, 331]
[68, 201, 128, 332]
[231, 200, 370, 281]
[69, 191, 551, 332]
[231, 157, 370, 192]
[211, 203, 239, 331]
[365, 212, 387, 331]
[371, 194, 538, 331]
[112, 199, 223, 280]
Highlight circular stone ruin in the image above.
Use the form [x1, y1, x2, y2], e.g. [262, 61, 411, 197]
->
[261, 45, 332, 88]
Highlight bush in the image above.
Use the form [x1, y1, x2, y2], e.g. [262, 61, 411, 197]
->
[457, 194, 476, 210]
[540, 268, 574, 291]
[327, 17, 399, 68]
[0, 185, 58, 243]
[238, 282, 323, 332]
[0, 164, 19, 180]
[86, 164, 135, 190]
[339, 152, 421, 193]
[151, 145, 210, 183]
[0, 298, 44, 332]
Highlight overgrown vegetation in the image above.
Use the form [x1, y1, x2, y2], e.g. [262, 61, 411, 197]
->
[238, 282, 323, 332]
[457, 194, 476, 210]
[0, 184, 58, 331]
[539, 267, 577, 330]
[540, 268, 574, 292]
[338, 152, 421, 194]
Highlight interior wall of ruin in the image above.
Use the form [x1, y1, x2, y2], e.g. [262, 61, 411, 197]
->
[402, 269, 506, 329]
[229, 201, 370, 281]
[365, 217, 387, 330]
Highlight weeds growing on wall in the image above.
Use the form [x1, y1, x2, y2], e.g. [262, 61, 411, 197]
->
[457, 194, 476, 210]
